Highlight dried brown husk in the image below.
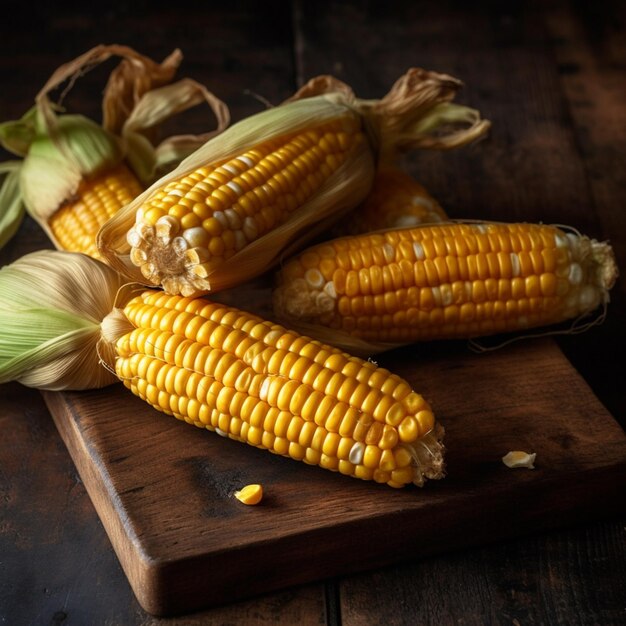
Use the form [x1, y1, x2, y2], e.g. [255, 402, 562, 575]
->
[286, 68, 491, 160]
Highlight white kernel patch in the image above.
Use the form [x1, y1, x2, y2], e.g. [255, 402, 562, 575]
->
[222, 163, 240, 175]
[412, 241, 426, 260]
[555, 233, 569, 248]
[568, 262, 583, 285]
[127, 227, 142, 247]
[305, 268, 325, 288]
[349, 442, 365, 465]
[510, 253, 521, 277]
[226, 180, 243, 196]
[324, 281, 337, 299]
[502, 451, 536, 469]
[237, 155, 255, 168]
[383, 243, 396, 262]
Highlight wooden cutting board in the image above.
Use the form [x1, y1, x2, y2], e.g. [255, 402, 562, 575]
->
[43, 336, 626, 617]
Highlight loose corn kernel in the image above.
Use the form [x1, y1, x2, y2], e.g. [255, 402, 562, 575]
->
[502, 451, 536, 469]
[234, 484, 264, 505]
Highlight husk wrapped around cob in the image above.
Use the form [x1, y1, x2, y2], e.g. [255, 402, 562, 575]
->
[0, 44, 229, 257]
[0, 250, 445, 489]
[97, 68, 490, 297]
[287, 73, 483, 235]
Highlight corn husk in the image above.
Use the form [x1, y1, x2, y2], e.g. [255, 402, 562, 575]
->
[0, 250, 128, 390]
[0, 162, 25, 250]
[98, 68, 490, 297]
[0, 44, 229, 250]
[290, 70, 486, 237]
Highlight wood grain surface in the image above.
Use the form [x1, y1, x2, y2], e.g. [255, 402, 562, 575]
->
[1, 1, 625, 624]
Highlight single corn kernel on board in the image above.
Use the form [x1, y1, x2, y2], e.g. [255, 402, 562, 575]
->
[43, 327, 626, 617]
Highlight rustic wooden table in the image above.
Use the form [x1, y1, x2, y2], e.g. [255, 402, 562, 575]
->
[1, 1, 625, 624]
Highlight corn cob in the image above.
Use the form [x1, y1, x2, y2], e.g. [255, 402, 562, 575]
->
[0, 45, 228, 259]
[49, 164, 143, 259]
[99, 68, 490, 296]
[109, 290, 444, 488]
[0, 250, 445, 489]
[335, 166, 448, 236]
[273, 222, 618, 349]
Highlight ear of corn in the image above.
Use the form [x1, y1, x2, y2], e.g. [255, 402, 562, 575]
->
[272, 222, 618, 352]
[99, 96, 376, 295]
[0, 249, 445, 489]
[0, 45, 229, 259]
[333, 166, 448, 236]
[98, 68, 490, 297]
[111, 290, 444, 488]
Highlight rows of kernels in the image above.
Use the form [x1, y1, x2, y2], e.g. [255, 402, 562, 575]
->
[337, 168, 448, 236]
[126, 116, 364, 295]
[116, 292, 435, 487]
[51, 164, 142, 259]
[273, 222, 604, 342]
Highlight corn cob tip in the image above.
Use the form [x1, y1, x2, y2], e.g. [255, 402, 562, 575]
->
[590, 239, 618, 293]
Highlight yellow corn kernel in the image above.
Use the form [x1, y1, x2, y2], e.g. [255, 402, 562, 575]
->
[234, 484, 264, 505]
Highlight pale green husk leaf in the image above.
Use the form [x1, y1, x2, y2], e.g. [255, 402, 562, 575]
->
[0, 107, 38, 157]
[19, 112, 121, 223]
[0, 162, 26, 249]
[0, 250, 126, 390]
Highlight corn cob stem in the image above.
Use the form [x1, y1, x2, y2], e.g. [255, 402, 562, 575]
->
[273, 222, 618, 348]
[104, 290, 445, 488]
